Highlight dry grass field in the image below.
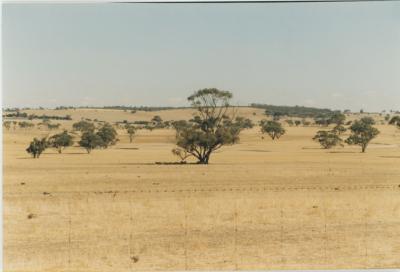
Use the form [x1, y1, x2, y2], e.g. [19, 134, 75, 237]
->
[3, 108, 400, 271]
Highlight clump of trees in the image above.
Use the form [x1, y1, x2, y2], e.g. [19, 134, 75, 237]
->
[72, 120, 95, 132]
[79, 131, 105, 153]
[18, 121, 35, 129]
[345, 117, 380, 153]
[260, 120, 285, 140]
[48, 131, 74, 153]
[97, 123, 118, 147]
[78, 123, 118, 153]
[173, 88, 244, 164]
[314, 112, 346, 127]
[26, 137, 48, 158]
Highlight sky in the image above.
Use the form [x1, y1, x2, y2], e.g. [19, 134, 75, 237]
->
[2, 2, 400, 112]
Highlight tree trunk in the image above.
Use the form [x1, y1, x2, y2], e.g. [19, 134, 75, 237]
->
[58, 147, 62, 153]
[362, 144, 367, 153]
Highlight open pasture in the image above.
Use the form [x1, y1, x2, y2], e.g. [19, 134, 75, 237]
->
[3, 108, 400, 271]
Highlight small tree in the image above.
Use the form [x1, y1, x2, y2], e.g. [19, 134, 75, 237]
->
[152, 115, 163, 124]
[72, 120, 95, 133]
[345, 117, 380, 152]
[174, 88, 243, 164]
[97, 123, 118, 147]
[48, 131, 74, 153]
[78, 131, 104, 153]
[3, 121, 11, 130]
[18, 121, 34, 129]
[313, 130, 343, 149]
[47, 123, 61, 130]
[260, 120, 285, 140]
[172, 148, 191, 163]
[26, 137, 48, 158]
[294, 120, 301, 126]
[285, 120, 294, 126]
[389, 116, 400, 128]
[125, 125, 136, 143]
[328, 112, 346, 126]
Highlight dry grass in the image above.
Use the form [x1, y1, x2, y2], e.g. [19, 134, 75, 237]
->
[3, 108, 400, 271]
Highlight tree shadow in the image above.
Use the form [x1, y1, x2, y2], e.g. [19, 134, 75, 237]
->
[380, 156, 400, 159]
[239, 149, 271, 153]
[328, 151, 358, 154]
[116, 147, 139, 150]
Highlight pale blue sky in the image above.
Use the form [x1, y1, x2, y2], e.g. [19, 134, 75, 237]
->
[2, 2, 400, 111]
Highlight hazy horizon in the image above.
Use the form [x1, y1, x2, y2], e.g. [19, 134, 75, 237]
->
[3, 2, 400, 112]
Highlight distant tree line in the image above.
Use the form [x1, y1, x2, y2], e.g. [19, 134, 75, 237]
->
[3, 112, 71, 121]
[250, 103, 337, 118]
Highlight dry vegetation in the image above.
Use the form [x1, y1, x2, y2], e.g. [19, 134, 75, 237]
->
[3, 107, 400, 271]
